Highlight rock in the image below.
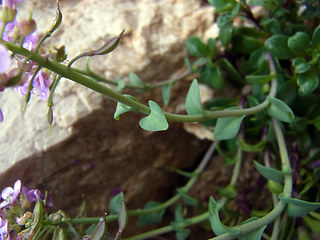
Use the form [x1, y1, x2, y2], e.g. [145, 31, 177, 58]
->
[0, 0, 214, 225]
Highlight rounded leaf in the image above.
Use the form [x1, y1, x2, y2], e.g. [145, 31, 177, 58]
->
[288, 32, 310, 55]
[266, 96, 295, 122]
[297, 71, 319, 96]
[265, 35, 293, 59]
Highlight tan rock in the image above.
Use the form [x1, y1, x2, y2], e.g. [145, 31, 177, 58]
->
[0, 0, 215, 224]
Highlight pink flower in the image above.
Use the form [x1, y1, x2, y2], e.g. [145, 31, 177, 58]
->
[0, 180, 21, 209]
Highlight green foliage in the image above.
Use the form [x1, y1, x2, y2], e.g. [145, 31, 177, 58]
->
[137, 202, 166, 226]
[264, 35, 294, 60]
[114, 94, 138, 120]
[185, 79, 202, 115]
[254, 160, 285, 182]
[267, 96, 295, 123]
[279, 194, 320, 217]
[214, 108, 245, 140]
[4, 0, 320, 239]
[109, 192, 124, 214]
[139, 100, 169, 131]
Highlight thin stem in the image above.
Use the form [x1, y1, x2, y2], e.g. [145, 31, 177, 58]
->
[65, 142, 216, 226]
[209, 120, 292, 240]
[2, 42, 273, 123]
[73, 59, 206, 90]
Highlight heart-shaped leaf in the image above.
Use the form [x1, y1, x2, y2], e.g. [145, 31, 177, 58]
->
[185, 79, 202, 115]
[139, 101, 168, 131]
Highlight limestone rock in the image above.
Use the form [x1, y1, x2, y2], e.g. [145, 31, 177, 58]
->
[0, 0, 214, 224]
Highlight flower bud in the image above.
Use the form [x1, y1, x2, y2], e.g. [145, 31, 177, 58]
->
[0, 7, 17, 23]
[18, 19, 37, 36]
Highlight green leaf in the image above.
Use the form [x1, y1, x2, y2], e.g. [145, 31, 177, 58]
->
[279, 194, 320, 217]
[292, 58, 311, 74]
[218, 17, 233, 46]
[239, 225, 267, 240]
[185, 79, 202, 115]
[109, 192, 124, 214]
[214, 108, 245, 140]
[261, 18, 281, 34]
[176, 228, 191, 240]
[184, 58, 193, 72]
[232, 35, 263, 54]
[239, 139, 266, 152]
[161, 83, 172, 106]
[211, 66, 224, 89]
[114, 95, 138, 120]
[208, 0, 237, 13]
[265, 34, 293, 60]
[254, 160, 285, 182]
[116, 77, 125, 91]
[137, 201, 166, 226]
[288, 32, 310, 55]
[249, 0, 273, 7]
[313, 116, 320, 131]
[267, 180, 284, 194]
[217, 185, 237, 198]
[176, 188, 198, 206]
[129, 72, 146, 88]
[174, 168, 198, 178]
[311, 24, 320, 50]
[186, 36, 208, 57]
[139, 101, 168, 131]
[267, 96, 295, 123]
[208, 196, 241, 236]
[208, 38, 217, 56]
[303, 215, 320, 233]
[219, 58, 245, 84]
[297, 71, 319, 96]
[245, 74, 274, 85]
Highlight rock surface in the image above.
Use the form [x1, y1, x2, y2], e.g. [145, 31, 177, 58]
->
[0, 0, 216, 232]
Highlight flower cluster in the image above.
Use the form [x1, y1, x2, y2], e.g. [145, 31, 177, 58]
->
[0, 180, 42, 240]
[0, 0, 51, 123]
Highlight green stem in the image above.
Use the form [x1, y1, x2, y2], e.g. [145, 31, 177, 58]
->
[49, 142, 216, 226]
[123, 212, 210, 240]
[209, 119, 292, 240]
[2, 41, 273, 123]
[74, 58, 206, 90]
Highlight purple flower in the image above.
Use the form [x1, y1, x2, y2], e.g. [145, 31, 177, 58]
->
[1, 20, 38, 51]
[16, 71, 51, 100]
[0, 180, 21, 209]
[0, 44, 12, 74]
[0, 217, 9, 240]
